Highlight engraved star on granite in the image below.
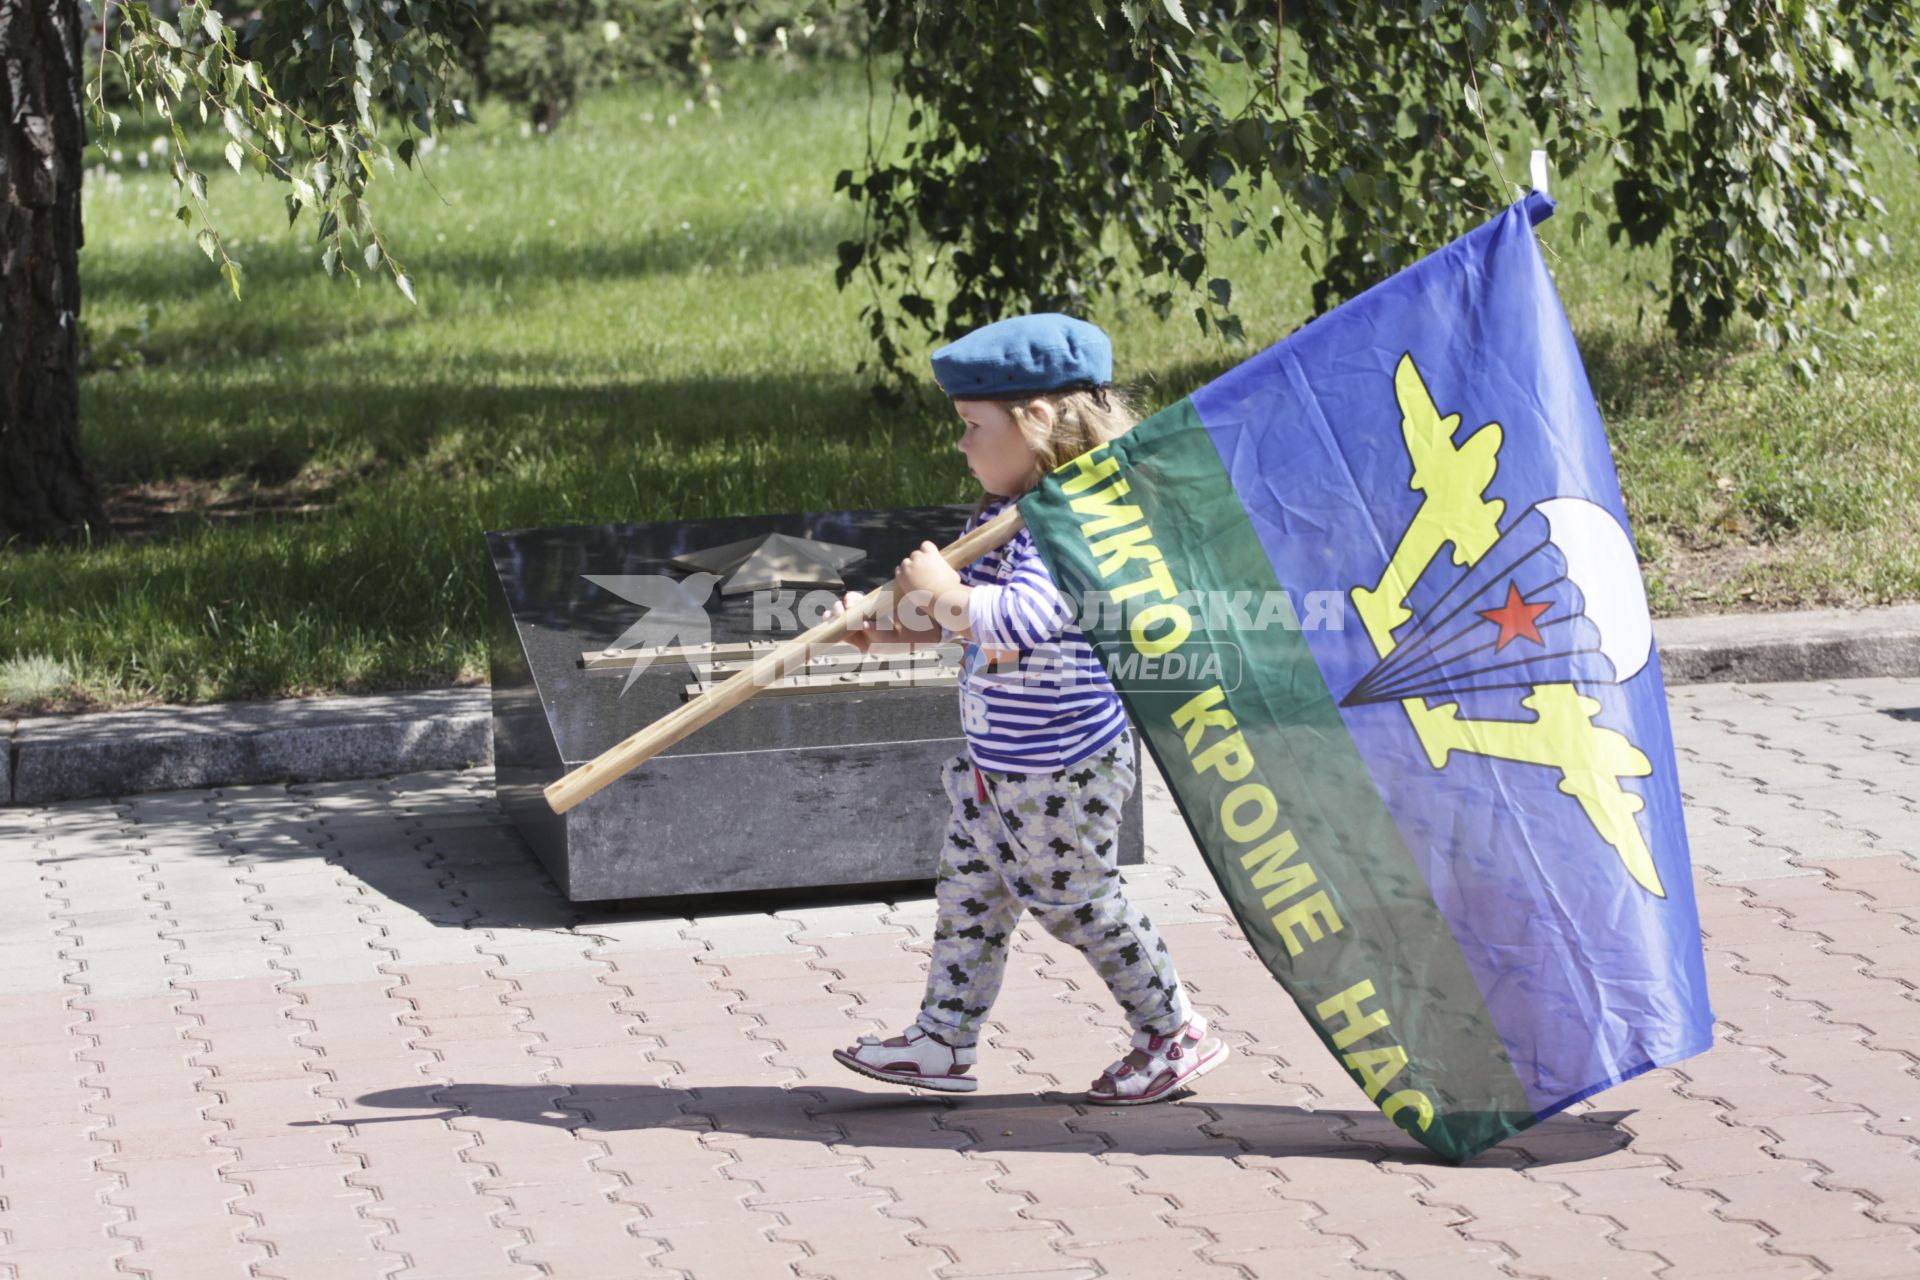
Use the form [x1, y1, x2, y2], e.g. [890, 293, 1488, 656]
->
[669, 532, 867, 596]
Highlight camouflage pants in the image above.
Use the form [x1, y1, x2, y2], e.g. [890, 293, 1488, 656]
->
[915, 728, 1194, 1049]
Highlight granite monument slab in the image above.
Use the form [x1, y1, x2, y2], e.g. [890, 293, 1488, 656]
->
[486, 506, 1144, 901]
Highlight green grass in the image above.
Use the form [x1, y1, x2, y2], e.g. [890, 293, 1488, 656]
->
[4, 56, 1917, 713]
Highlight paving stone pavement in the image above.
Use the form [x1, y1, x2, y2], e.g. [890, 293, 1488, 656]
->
[1, 676, 1917, 1279]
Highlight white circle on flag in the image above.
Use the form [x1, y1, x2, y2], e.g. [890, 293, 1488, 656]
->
[1538, 497, 1652, 683]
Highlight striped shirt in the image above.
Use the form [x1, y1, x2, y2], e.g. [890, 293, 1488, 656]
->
[946, 496, 1129, 773]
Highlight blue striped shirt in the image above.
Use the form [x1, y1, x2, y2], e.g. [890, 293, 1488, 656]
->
[947, 496, 1129, 772]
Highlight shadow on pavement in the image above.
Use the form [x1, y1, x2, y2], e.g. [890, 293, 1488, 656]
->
[335, 1082, 1637, 1167]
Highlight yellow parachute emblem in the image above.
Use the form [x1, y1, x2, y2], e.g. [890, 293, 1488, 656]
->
[1348, 354, 1665, 898]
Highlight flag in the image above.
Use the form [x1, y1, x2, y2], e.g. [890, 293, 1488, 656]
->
[1016, 192, 1713, 1162]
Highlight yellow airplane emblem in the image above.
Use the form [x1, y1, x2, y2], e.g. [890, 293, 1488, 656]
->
[1348, 355, 1665, 898]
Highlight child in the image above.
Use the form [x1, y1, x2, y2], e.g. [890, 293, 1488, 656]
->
[828, 313, 1227, 1106]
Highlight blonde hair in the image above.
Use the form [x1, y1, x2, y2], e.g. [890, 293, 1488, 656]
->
[971, 386, 1140, 517]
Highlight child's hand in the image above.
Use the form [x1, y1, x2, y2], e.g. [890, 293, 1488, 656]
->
[829, 590, 878, 653]
[898, 541, 962, 598]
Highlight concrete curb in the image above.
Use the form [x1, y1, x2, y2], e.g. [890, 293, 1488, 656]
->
[4, 606, 1917, 806]
[1654, 604, 1920, 686]
[6, 687, 490, 806]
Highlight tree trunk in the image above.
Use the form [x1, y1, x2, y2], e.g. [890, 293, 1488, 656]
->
[1, 0, 107, 550]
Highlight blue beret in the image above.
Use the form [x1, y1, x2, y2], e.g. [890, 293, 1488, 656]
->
[930, 313, 1113, 399]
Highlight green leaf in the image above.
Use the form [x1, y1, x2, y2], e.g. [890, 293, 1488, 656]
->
[225, 140, 245, 173]
[220, 259, 243, 300]
[195, 229, 219, 261]
[1160, 0, 1193, 32]
[365, 242, 382, 271]
[394, 273, 417, 305]
[153, 19, 182, 48]
[202, 7, 224, 40]
[321, 246, 340, 277]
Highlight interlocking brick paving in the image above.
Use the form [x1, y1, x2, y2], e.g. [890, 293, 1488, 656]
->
[1, 676, 1916, 1278]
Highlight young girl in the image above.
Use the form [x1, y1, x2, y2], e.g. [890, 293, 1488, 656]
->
[828, 313, 1227, 1106]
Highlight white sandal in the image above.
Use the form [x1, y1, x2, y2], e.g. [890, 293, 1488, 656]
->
[833, 1025, 979, 1093]
[1087, 1013, 1227, 1106]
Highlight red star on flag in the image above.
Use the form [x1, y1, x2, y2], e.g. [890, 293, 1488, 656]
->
[1478, 582, 1551, 651]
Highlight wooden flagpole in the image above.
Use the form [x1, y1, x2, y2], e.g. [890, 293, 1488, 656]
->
[543, 505, 1025, 814]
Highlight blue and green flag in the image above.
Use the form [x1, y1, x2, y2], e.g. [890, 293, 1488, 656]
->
[1017, 192, 1714, 1163]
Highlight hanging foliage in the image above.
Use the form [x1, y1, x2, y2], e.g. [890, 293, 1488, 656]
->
[92, 0, 481, 300]
[837, 0, 1919, 383]
[84, 0, 845, 298]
